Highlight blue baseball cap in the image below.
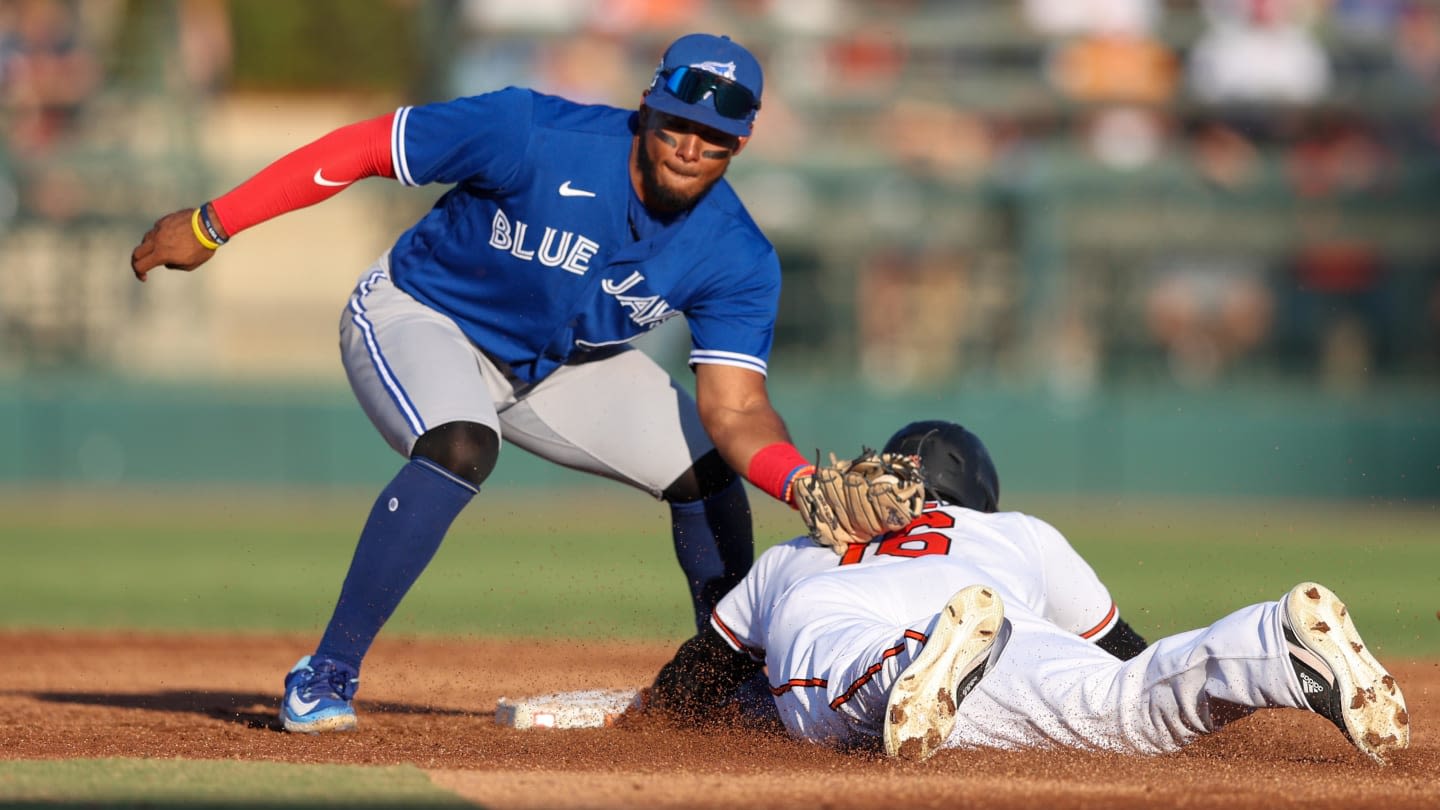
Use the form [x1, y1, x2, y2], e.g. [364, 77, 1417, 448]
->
[643, 33, 763, 138]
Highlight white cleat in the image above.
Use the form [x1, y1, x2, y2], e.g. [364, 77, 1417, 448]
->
[1282, 581, 1409, 765]
[884, 584, 1005, 761]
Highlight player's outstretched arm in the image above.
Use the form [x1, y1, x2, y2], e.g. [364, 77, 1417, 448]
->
[693, 365, 923, 551]
[130, 112, 396, 282]
[694, 364, 796, 480]
[693, 364, 816, 520]
[646, 630, 762, 724]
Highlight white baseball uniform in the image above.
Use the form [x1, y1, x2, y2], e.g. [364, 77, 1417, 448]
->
[710, 501, 1313, 753]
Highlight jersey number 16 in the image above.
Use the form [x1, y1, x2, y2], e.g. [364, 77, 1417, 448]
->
[838, 511, 955, 566]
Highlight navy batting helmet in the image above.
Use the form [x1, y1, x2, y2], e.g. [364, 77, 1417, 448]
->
[881, 420, 1000, 513]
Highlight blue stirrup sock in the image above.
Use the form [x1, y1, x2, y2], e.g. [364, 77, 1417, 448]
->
[669, 476, 754, 632]
[316, 457, 477, 671]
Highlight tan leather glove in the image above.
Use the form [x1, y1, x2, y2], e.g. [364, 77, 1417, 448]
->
[792, 450, 925, 554]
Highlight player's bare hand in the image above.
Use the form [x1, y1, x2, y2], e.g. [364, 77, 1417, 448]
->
[130, 209, 216, 281]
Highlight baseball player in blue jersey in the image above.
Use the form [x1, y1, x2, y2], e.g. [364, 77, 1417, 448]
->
[130, 33, 893, 734]
[642, 421, 1410, 766]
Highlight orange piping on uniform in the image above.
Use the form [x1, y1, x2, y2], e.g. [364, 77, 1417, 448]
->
[1080, 602, 1119, 639]
[828, 629, 927, 710]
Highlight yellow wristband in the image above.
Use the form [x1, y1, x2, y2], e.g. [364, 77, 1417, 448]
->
[191, 207, 221, 250]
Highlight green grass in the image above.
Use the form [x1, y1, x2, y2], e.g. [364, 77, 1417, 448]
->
[0, 758, 471, 808]
[1, 487, 1436, 656]
[0, 486, 711, 640]
[1042, 496, 1440, 658]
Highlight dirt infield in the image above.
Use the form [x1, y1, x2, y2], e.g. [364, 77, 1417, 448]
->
[2, 630, 1436, 809]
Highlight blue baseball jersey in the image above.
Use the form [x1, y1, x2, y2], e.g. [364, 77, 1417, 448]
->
[383, 87, 781, 384]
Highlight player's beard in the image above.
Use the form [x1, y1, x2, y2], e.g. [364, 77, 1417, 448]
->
[636, 138, 721, 215]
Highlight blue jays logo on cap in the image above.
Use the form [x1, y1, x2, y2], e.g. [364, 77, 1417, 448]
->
[691, 60, 738, 80]
[644, 33, 763, 139]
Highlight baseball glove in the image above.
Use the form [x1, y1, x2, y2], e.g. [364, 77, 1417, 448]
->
[792, 449, 926, 554]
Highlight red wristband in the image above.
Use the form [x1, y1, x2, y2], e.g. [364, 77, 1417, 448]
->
[746, 442, 814, 506]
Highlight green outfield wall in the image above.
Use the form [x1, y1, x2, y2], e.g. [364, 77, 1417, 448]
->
[1, 378, 1435, 500]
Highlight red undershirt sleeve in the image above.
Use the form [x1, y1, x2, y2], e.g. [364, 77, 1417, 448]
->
[208, 111, 397, 237]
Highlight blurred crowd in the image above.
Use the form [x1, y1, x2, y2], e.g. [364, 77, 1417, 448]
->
[350, 0, 1440, 391]
[0, 0, 99, 223]
[0, 0, 229, 219]
[2, 0, 1437, 389]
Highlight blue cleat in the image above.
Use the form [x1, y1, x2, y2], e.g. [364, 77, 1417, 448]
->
[281, 655, 359, 734]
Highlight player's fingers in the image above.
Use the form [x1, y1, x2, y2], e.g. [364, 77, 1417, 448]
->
[130, 247, 156, 281]
[130, 221, 166, 276]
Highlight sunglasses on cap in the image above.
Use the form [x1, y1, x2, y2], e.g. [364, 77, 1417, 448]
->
[652, 66, 759, 120]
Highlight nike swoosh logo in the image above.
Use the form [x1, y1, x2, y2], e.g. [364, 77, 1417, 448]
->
[287, 691, 322, 716]
[313, 169, 352, 188]
[558, 180, 596, 198]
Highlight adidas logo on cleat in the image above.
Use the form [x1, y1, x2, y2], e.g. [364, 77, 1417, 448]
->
[1300, 672, 1327, 694]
